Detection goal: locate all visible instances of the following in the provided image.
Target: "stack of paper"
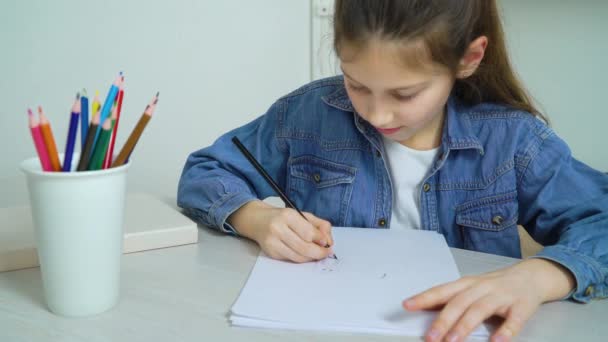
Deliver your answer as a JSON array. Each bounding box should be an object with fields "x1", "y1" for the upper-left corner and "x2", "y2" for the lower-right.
[{"x1": 230, "y1": 228, "x2": 488, "y2": 338}]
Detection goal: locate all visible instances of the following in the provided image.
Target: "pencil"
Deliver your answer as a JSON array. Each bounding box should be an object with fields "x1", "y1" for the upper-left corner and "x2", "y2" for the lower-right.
[
  {"x1": 103, "y1": 75, "x2": 124, "y2": 169},
  {"x1": 77, "y1": 111, "x2": 99, "y2": 171},
  {"x1": 110, "y1": 92, "x2": 158, "y2": 167},
  {"x1": 62, "y1": 93, "x2": 81, "y2": 172},
  {"x1": 93, "y1": 73, "x2": 121, "y2": 150},
  {"x1": 88, "y1": 118, "x2": 113, "y2": 170},
  {"x1": 38, "y1": 106, "x2": 61, "y2": 171},
  {"x1": 231, "y1": 136, "x2": 334, "y2": 251},
  {"x1": 80, "y1": 89, "x2": 89, "y2": 149},
  {"x1": 92, "y1": 90, "x2": 101, "y2": 120},
  {"x1": 27, "y1": 109, "x2": 52, "y2": 171}
]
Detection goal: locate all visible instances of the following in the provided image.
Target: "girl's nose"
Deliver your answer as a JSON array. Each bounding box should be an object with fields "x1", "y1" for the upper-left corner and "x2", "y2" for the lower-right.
[{"x1": 366, "y1": 99, "x2": 393, "y2": 128}]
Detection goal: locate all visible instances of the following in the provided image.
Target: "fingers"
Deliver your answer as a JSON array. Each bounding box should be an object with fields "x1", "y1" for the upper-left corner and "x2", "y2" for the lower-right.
[
  {"x1": 444, "y1": 294, "x2": 509, "y2": 342},
  {"x1": 423, "y1": 283, "x2": 492, "y2": 342},
  {"x1": 491, "y1": 300, "x2": 537, "y2": 342},
  {"x1": 265, "y1": 238, "x2": 313, "y2": 263},
  {"x1": 403, "y1": 276, "x2": 477, "y2": 311},
  {"x1": 281, "y1": 224, "x2": 333, "y2": 260},
  {"x1": 303, "y1": 212, "x2": 334, "y2": 246},
  {"x1": 285, "y1": 210, "x2": 327, "y2": 245}
]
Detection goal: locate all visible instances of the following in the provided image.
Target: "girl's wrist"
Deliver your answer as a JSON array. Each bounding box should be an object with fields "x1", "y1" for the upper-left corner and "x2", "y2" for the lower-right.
[{"x1": 516, "y1": 258, "x2": 576, "y2": 302}]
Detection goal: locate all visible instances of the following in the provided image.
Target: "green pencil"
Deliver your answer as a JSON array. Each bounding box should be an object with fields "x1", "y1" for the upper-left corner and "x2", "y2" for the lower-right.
[{"x1": 88, "y1": 118, "x2": 112, "y2": 170}]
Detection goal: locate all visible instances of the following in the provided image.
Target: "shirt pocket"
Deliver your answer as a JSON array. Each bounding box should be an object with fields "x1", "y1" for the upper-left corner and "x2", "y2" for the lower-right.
[
  {"x1": 455, "y1": 190, "x2": 521, "y2": 257},
  {"x1": 287, "y1": 155, "x2": 356, "y2": 226}
]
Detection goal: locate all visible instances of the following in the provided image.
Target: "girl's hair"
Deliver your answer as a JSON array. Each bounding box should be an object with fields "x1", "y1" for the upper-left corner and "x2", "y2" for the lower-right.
[{"x1": 333, "y1": 0, "x2": 547, "y2": 122}]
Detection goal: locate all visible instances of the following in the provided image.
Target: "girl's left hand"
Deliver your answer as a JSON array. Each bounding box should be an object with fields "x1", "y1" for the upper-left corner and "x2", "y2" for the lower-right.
[{"x1": 402, "y1": 258, "x2": 576, "y2": 342}]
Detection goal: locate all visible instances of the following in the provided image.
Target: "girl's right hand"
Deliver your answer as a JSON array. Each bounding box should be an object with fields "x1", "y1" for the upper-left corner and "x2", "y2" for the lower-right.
[{"x1": 228, "y1": 200, "x2": 334, "y2": 263}]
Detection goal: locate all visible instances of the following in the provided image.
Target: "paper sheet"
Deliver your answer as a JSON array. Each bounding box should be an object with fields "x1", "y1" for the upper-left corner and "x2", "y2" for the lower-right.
[{"x1": 230, "y1": 228, "x2": 489, "y2": 337}]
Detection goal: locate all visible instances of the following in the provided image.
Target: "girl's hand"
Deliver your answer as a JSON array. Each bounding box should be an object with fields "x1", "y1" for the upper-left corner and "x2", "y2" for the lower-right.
[
  {"x1": 228, "y1": 200, "x2": 334, "y2": 263},
  {"x1": 402, "y1": 258, "x2": 576, "y2": 342}
]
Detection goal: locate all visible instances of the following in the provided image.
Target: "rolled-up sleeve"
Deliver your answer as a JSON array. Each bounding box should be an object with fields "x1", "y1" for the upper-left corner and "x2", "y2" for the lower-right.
[{"x1": 517, "y1": 124, "x2": 608, "y2": 302}]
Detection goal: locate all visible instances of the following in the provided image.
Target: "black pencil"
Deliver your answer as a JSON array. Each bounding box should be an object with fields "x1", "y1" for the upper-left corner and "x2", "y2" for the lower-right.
[
  {"x1": 77, "y1": 113, "x2": 99, "y2": 171},
  {"x1": 231, "y1": 136, "x2": 334, "y2": 251}
]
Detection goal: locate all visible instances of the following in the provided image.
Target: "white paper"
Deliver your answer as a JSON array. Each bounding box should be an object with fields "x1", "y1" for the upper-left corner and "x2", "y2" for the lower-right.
[{"x1": 230, "y1": 228, "x2": 489, "y2": 337}]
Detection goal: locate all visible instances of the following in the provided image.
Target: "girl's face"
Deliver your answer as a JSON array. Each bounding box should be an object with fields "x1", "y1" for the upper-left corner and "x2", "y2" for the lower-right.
[{"x1": 340, "y1": 39, "x2": 455, "y2": 150}]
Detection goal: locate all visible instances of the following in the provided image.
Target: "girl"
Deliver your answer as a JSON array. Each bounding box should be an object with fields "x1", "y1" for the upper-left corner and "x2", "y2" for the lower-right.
[{"x1": 178, "y1": 1, "x2": 608, "y2": 341}]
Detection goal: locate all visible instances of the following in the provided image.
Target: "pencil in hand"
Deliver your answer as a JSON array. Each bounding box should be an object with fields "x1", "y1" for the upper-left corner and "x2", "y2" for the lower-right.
[
  {"x1": 231, "y1": 136, "x2": 336, "y2": 255},
  {"x1": 110, "y1": 92, "x2": 158, "y2": 168}
]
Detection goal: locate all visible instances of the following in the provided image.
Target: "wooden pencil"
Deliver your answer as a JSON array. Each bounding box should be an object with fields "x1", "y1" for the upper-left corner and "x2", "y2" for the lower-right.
[
  {"x1": 111, "y1": 92, "x2": 158, "y2": 167},
  {"x1": 77, "y1": 111, "x2": 100, "y2": 171},
  {"x1": 38, "y1": 106, "x2": 61, "y2": 171},
  {"x1": 27, "y1": 108, "x2": 52, "y2": 171}
]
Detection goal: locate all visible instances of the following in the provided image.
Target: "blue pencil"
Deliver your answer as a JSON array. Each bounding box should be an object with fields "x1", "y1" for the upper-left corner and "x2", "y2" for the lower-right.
[
  {"x1": 80, "y1": 89, "x2": 89, "y2": 149},
  {"x1": 62, "y1": 94, "x2": 81, "y2": 172},
  {"x1": 92, "y1": 73, "x2": 121, "y2": 149}
]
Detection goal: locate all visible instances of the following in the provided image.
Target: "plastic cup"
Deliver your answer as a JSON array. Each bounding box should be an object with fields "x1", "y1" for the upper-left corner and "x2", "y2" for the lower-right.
[{"x1": 20, "y1": 153, "x2": 129, "y2": 317}]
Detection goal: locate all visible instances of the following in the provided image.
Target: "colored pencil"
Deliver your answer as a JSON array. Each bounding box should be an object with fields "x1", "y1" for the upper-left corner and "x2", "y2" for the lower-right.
[
  {"x1": 62, "y1": 94, "x2": 81, "y2": 172},
  {"x1": 111, "y1": 92, "x2": 158, "y2": 167},
  {"x1": 92, "y1": 90, "x2": 101, "y2": 120},
  {"x1": 103, "y1": 76, "x2": 125, "y2": 169},
  {"x1": 93, "y1": 73, "x2": 121, "y2": 149},
  {"x1": 37, "y1": 106, "x2": 62, "y2": 171},
  {"x1": 88, "y1": 118, "x2": 113, "y2": 170},
  {"x1": 80, "y1": 89, "x2": 89, "y2": 149},
  {"x1": 77, "y1": 111, "x2": 99, "y2": 171},
  {"x1": 27, "y1": 109, "x2": 52, "y2": 171}
]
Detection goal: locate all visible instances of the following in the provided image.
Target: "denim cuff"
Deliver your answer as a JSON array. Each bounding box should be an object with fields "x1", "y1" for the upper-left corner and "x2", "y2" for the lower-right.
[
  {"x1": 208, "y1": 192, "x2": 258, "y2": 235},
  {"x1": 531, "y1": 245, "x2": 607, "y2": 303}
]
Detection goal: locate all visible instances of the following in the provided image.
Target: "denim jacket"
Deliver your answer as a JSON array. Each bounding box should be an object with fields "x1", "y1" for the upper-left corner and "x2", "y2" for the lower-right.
[{"x1": 178, "y1": 76, "x2": 608, "y2": 303}]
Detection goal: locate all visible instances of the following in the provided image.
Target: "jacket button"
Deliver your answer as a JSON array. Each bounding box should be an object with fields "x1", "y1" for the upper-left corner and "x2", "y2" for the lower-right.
[
  {"x1": 585, "y1": 286, "x2": 594, "y2": 297},
  {"x1": 492, "y1": 215, "x2": 504, "y2": 225},
  {"x1": 423, "y1": 183, "x2": 431, "y2": 192},
  {"x1": 313, "y1": 173, "x2": 321, "y2": 183},
  {"x1": 378, "y1": 218, "x2": 386, "y2": 227}
]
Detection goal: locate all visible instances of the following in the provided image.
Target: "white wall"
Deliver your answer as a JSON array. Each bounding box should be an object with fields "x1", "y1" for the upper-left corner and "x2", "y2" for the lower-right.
[
  {"x1": 311, "y1": 0, "x2": 608, "y2": 173},
  {"x1": 0, "y1": 0, "x2": 311, "y2": 207}
]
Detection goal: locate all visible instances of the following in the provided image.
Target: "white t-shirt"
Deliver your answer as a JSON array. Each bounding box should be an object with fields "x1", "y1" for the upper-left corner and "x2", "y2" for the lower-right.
[{"x1": 382, "y1": 137, "x2": 439, "y2": 230}]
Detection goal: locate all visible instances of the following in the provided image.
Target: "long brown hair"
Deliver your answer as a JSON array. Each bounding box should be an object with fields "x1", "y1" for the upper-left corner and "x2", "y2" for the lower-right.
[{"x1": 333, "y1": 0, "x2": 547, "y2": 122}]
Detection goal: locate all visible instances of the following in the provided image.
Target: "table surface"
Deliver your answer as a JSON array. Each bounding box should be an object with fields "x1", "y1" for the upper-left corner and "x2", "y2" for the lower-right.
[{"x1": 0, "y1": 226, "x2": 606, "y2": 342}]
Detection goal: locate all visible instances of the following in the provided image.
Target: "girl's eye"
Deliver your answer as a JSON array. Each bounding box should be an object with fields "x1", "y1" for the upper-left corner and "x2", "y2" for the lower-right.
[
  {"x1": 347, "y1": 83, "x2": 368, "y2": 93},
  {"x1": 394, "y1": 93, "x2": 417, "y2": 101}
]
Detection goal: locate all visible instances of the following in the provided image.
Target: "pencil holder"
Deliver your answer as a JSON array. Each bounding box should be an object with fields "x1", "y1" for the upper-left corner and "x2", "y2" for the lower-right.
[{"x1": 20, "y1": 153, "x2": 129, "y2": 317}]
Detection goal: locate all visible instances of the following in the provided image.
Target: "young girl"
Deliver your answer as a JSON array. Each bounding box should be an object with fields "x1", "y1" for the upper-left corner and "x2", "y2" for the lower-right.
[{"x1": 178, "y1": 1, "x2": 608, "y2": 341}]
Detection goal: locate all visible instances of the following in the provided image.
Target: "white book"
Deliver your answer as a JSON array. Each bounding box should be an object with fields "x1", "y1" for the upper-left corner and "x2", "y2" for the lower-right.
[
  {"x1": 0, "y1": 193, "x2": 197, "y2": 273},
  {"x1": 230, "y1": 228, "x2": 489, "y2": 338}
]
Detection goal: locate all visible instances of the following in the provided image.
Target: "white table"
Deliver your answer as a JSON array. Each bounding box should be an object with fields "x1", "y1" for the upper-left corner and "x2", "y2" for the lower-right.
[{"x1": 0, "y1": 227, "x2": 606, "y2": 341}]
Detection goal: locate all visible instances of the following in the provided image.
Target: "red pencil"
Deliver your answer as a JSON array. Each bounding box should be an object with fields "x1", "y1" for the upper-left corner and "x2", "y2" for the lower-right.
[{"x1": 27, "y1": 108, "x2": 52, "y2": 171}]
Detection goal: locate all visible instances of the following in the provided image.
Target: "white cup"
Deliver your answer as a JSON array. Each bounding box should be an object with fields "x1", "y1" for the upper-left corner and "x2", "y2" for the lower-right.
[{"x1": 20, "y1": 153, "x2": 129, "y2": 317}]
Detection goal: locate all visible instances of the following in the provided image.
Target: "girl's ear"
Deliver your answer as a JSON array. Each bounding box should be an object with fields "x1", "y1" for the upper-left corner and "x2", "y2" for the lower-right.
[{"x1": 457, "y1": 36, "x2": 488, "y2": 79}]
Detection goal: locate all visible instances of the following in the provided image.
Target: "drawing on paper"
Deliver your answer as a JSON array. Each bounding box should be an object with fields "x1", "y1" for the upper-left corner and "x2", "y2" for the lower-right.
[{"x1": 316, "y1": 256, "x2": 341, "y2": 273}]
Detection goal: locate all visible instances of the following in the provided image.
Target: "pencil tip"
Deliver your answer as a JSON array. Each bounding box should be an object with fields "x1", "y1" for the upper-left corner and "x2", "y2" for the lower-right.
[
  {"x1": 76, "y1": 92, "x2": 80, "y2": 100},
  {"x1": 37, "y1": 105, "x2": 42, "y2": 114},
  {"x1": 82, "y1": 88, "x2": 87, "y2": 96},
  {"x1": 27, "y1": 108, "x2": 33, "y2": 116}
]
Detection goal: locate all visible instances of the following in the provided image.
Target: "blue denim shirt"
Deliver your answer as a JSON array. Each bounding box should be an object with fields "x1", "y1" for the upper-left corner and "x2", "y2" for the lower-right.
[{"x1": 178, "y1": 76, "x2": 608, "y2": 303}]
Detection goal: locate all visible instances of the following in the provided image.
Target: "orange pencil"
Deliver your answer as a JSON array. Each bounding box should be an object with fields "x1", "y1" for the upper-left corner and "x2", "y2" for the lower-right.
[
  {"x1": 38, "y1": 106, "x2": 61, "y2": 171},
  {"x1": 111, "y1": 92, "x2": 158, "y2": 167}
]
